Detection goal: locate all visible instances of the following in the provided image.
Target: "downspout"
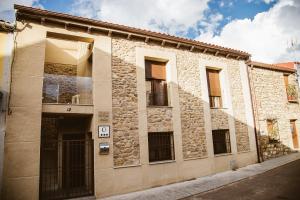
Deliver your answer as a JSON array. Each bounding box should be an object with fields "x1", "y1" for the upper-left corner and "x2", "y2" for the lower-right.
[{"x1": 246, "y1": 60, "x2": 263, "y2": 163}]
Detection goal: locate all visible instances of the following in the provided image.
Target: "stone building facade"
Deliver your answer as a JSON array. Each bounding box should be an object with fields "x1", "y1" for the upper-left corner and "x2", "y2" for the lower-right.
[
  {"x1": 248, "y1": 61, "x2": 300, "y2": 160},
  {"x1": 1, "y1": 4, "x2": 298, "y2": 200}
]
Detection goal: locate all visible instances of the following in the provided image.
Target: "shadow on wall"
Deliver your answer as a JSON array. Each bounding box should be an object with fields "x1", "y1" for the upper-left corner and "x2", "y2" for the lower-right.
[
  {"x1": 109, "y1": 36, "x2": 254, "y2": 168},
  {"x1": 260, "y1": 136, "x2": 296, "y2": 160}
]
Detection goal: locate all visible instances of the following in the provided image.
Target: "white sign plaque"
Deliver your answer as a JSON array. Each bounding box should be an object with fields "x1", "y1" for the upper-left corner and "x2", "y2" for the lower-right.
[{"x1": 98, "y1": 125, "x2": 110, "y2": 138}]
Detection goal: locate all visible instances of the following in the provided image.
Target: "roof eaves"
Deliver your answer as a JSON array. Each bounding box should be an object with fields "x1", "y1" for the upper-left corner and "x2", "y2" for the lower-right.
[
  {"x1": 14, "y1": 4, "x2": 251, "y2": 59},
  {"x1": 249, "y1": 61, "x2": 296, "y2": 73}
]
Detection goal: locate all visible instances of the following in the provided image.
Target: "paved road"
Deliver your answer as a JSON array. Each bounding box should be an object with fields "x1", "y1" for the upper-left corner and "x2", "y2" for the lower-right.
[{"x1": 182, "y1": 159, "x2": 300, "y2": 200}]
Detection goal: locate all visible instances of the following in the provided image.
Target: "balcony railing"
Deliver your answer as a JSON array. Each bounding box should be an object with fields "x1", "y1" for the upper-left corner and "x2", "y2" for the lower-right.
[
  {"x1": 43, "y1": 73, "x2": 92, "y2": 105},
  {"x1": 286, "y1": 84, "x2": 298, "y2": 102}
]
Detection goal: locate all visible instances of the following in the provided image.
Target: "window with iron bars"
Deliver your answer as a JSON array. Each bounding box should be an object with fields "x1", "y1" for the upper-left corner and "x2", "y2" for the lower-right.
[
  {"x1": 212, "y1": 129, "x2": 231, "y2": 154},
  {"x1": 148, "y1": 132, "x2": 175, "y2": 162}
]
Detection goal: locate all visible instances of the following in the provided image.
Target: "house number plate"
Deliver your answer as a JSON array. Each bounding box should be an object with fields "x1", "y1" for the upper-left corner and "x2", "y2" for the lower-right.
[{"x1": 98, "y1": 125, "x2": 110, "y2": 138}]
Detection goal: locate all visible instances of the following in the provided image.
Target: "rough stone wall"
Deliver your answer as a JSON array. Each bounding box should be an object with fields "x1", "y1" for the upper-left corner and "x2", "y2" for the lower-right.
[
  {"x1": 227, "y1": 63, "x2": 250, "y2": 152},
  {"x1": 176, "y1": 51, "x2": 207, "y2": 159},
  {"x1": 249, "y1": 67, "x2": 300, "y2": 159},
  {"x1": 260, "y1": 136, "x2": 292, "y2": 160},
  {"x1": 196, "y1": 55, "x2": 251, "y2": 153},
  {"x1": 111, "y1": 37, "x2": 252, "y2": 163},
  {"x1": 210, "y1": 109, "x2": 229, "y2": 130},
  {"x1": 147, "y1": 107, "x2": 173, "y2": 132},
  {"x1": 111, "y1": 38, "x2": 209, "y2": 161},
  {"x1": 44, "y1": 62, "x2": 77, "y2": 76},
  {"x1": 112, "y1": 38, "x2": 140, "y2": 167}
]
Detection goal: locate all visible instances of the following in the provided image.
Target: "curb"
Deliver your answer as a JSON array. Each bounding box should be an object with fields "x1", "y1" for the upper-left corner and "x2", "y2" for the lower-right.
[{"x1": 100, "y1": 152, "x2": 300, "y2": 200}]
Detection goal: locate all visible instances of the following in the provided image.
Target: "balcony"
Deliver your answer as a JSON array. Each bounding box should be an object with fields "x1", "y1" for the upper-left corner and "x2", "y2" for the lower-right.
[
  {"x1": 43, "y1": 73, "x2": 92, "y2": 105},
  {"x1": 286, "y1": 84, "x2": 298, "y2": 103}
]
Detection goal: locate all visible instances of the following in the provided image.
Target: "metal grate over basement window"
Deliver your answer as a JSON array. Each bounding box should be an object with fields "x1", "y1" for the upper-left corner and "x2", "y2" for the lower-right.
[
  {"x1": 212, "y1": 129, "x2": 231, "y2": 155},
  {"x1": 148, "y1": 132, "x2": 175, "y2": 162}
]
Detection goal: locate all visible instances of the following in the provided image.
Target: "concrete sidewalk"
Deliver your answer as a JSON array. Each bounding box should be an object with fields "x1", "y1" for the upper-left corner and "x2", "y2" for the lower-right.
[{"x1": 100, "y1": 153, "x2": 300, "y2": 200}]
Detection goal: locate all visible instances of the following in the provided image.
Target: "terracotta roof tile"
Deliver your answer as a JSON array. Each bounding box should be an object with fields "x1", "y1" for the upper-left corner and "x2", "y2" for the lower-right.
[
  {"x1": 249, "y1": 61, "x2": 296, "y2": 73},
  {"x1": 275, "y1": 62, "x2": 298, "y2": 69}
]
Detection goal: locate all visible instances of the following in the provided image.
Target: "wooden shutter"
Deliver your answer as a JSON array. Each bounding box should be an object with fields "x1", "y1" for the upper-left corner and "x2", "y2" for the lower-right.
[
  {"x1": 145, "y1": 60, "x2": 166, "y2": 80},
  {"x1": 284, "y1": 75, "x2": 289, "y2": 89},
  {"x1": 206, "y1": 69, "x2": 221, "y2": 96}
]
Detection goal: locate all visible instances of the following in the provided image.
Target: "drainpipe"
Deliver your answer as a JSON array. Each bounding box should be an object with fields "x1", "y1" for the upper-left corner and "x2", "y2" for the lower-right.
[{"x1": 246, "y1": 60, "x2": 263, "y2": 163}]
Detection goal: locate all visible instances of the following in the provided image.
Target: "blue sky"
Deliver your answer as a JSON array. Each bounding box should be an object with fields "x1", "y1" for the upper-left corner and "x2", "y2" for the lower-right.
[
  {"x1": 206, "y1": 0, "x2": 277, "y2": 33},
  {"x1": 0, "y1": 0, "x2": 299, "y2": 63}
]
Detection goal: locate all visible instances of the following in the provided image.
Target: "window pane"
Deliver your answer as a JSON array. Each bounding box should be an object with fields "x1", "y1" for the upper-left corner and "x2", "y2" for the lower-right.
[
  {"x1": 148, "y1": 132, "x2": 174, "y2": 162},
  {"x1": 145, "y1": 60, "x2": 168, "y2": 106},
  {"x1": 210, "y1": 96, "x2": 222, "y2": 108},
  {"x1": 43, "y1": 38, "x2": 93, "y2": 105},
  {"x1": 206, "y1": 69, "x2": 222, "y2": 108},
  {"x1": 152, "y1": 80, "x2": 168, "y2": 106},
  {"x1": 212, "y1": 130, "x2": 231, "y2": 154}
]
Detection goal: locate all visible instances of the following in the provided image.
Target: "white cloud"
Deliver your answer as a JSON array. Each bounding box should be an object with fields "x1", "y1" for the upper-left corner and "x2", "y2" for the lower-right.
[
  {"x1": 247, "y1": 0, "x2": 276, "y2": 4},
  {"x1": 220, "y1": 1, "x2": 225, "y2": 7},
  {"x1": 196, "y1": 0, "x2": 300, "y2": 63},
  {"x1": 198, "y1": 12, "x2": 223, "y2": 39},
  {"x1": 0, "y1": 0, "x2": 42, "y2": 22},
  {"x1": 70, "y1": 0, "x2": 210, "y2": 35},
  {"x1": 263, "y1": 0, "x2": 276, "y2": 4}
]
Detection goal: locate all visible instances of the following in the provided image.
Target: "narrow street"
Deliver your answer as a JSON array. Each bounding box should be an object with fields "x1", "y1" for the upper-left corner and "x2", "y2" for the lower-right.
[{"x1": 183, "y1": 159, "x2": 300, "y2": 200}]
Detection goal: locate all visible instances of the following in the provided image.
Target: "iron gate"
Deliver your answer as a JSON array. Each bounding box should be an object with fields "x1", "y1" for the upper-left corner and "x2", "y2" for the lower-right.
[{"x1": 39, "y1": 134, "x2": 94, "y2": 200}]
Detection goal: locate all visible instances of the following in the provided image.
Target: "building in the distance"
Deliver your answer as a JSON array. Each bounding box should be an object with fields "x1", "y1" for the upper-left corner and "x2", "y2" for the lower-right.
[
  {"x1": 248, "y1": 61, "x2": 300, "y2": 161},
  {"x1": 276, "y1": 62, "x2": 300, "y2": 87}
]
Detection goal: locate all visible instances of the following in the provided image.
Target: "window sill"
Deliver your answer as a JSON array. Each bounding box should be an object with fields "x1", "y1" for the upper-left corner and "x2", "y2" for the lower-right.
[
  {"x1": 214, "y1": 153, "x2": 232, "y2": 157},
  {"x1": 183, "y1": 155, "x2": 208, "y2": 161},
  {"x1": 147, "y1": 106, "x2": 173, "y2": 108},
  {"x1": 43, "y1": 103, "x2": 94, "y2": 106},
  {"x1": 149, "y1": 160, "x2": 176, "y2": 165},
  {"x1": 113, "y1": 164, "x2": 142, "y2": 169},
  {"x1": 210, "y1": 107, "x2": 228, "y2": 110},
  {"x1": 288, "y1": 100, "x2": 298, "y2": 104}
]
